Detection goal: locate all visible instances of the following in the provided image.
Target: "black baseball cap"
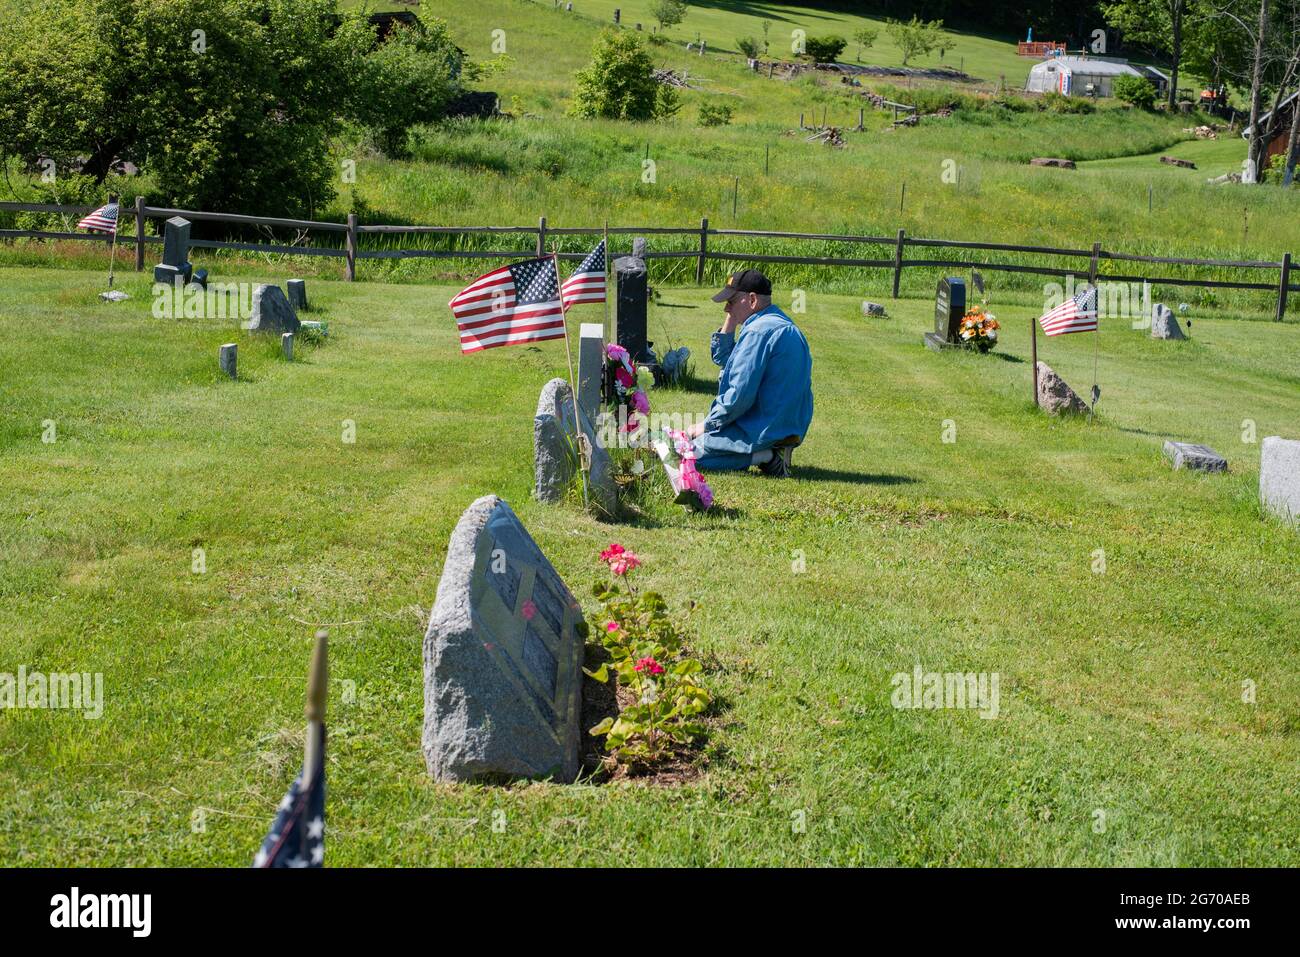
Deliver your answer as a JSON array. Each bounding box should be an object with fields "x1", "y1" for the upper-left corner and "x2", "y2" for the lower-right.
[{"x1": 711, "y1": 269, "x2": 772, "y2": 302}]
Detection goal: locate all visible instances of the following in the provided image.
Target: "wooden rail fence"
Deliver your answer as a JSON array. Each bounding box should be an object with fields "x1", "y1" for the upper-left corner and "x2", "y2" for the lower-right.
[{"x1": 1, "y1": 199, "x2": 1295, "y2": 321}]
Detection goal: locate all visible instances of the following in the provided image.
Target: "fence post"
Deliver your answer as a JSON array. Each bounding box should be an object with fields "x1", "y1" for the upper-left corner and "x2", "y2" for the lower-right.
[
  {"x1": 134, "y1": 195, "x2": 145, "y2": 272},
  {"x1": 1277, "y1": 252, "x2": 1291, "y2": 321},
  {"x1": 536, "y1": 216, "x2": 547, "y2": 257},
  {"x1": 346, "y1": 213, "x2": 357, "y2": 282},
  {"x1": 696, "y1": 217, "x2": 709, "y2": 285},
  {"x1": 1089, "y1": 241, "x2": 1101, "y2": 285},
  {"x1": 892, "y1": 228, "x2": 906, "y2": 298}
]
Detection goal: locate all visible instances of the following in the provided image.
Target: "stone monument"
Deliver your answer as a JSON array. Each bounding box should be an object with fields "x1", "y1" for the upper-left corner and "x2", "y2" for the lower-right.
[
  {"x1": 422, "y1": 495, "x2": 586, "y2": 782},
  {"x1": 924, "y1": 276, "x2": 965, "y2": 351}
]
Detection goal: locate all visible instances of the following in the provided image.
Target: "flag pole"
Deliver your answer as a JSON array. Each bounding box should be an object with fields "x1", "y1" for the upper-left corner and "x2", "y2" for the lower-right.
[
  {"x1": 1030, "y1": 311, "x2": 1039, "y2": 409},
  {"x1": 552, "y1": 249, "x2": 591, "y2": 511},
  {"x1": 602, "y1": 220, "x2": 612, "y2": 349},
  {"x1": 106, "y1": 192, "x2": 121, "y2": 289},
  {"x1": 303, "y1": 629, "x2": 328, "y2": 786}
]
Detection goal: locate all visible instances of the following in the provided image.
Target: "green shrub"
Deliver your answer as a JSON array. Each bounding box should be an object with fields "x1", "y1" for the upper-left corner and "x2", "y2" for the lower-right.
[
  {"x1": 736, "y1": 36, "x2": 760, "y2": 59},
  {"x1": 1041, "y1": 91, "x2": 1096, "y2": 114},
  {"x1": 650, "y1": 0, "x2": 688, "y2": 32},
  {"x1": 571, "y1": 30, "x2": 676, "y2": 122},
  {"x1": 698, "y1": 102, "x2": 734, "y2": 127},
  {"x1": 1113, "y1": 74, "x2": 1156, "y2": 110},
  {"x1": 803, "y1": 35, "x2": 847, "y2": 64}
]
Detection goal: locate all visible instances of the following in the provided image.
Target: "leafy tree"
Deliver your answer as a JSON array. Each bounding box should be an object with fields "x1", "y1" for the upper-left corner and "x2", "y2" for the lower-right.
[
  {"x1": 853, "y1": 26, "x2": 880, "y2": 61},
  {"x1": 1114, "y1": 73, "x2": 1158, "y2": 107},
  {"x1": 571, "y1": 29, "x2": 677, "y2": 122},
  {"x1": 737, "y1": 36, "x2": 760, "y2": 59},
  {"x1": 650, "y1": 0, "x2": 688, "y2": 32},
  {"x1": 803, "y1": 35, "x2": 848, "y2": 63},
  {"x1": 1102, "y1": 0, "x2": 1192, "y2": 108},
  {"x1": 0, "y1": 0, "x2": 464, "y2": 217},
  {"x1": 885, "y1": 16, "x2": 945, "y2": 66},
  {"x1": 349, "y1": 21, "x2": 465, "y2": 158}
]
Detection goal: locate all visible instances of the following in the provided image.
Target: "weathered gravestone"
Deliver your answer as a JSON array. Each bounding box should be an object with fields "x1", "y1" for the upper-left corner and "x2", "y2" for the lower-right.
[
  {"x1": 422, "y1": 494, "x2": 586, "y2": 782},
  {"x1": 1151, "y1": 303, "x2": 1187, "y2": 340},
  {"x1": 577, "y1": 323, "x2": 605, "y2": 424},
  {"x1": 154, "y1": 216, "x2": 194, "y2": 286},
  {"x1": 219, "y1": 343, "x2": 237, "y2": 380},
  {"x1": 1163, "y1": 440, "x2": 1227, "y2": 472},
  {"x1": 281, "y1": 332, "x2": 294, "y2": 361},
  {"x1": 614, "y1": 238, "x2": 652, "y2": 363},
  {"x1": 286, "y1": 279, "x2": 308, "y2": 311},
  {"x1": 862, "y1": 301, "x2": 887, "y2": 318},
  {"x1": 534, "y1": 377, "x2": 617, "y2": 515},
  {"x1": 661, "y1": 346, "x2": 691, "y2": 384},
  {"x1": 246, "y1": 284, "x2": 300, "y2": 334},
  {"x1": 924, "y1": 276, "x2": 965, "y2": 351},
  {"x1": 1035, "y1": 361, "x2": 1088, "y2": 414},
  {"x1": 1260, "y1": 435, "x2": 1300, "y2": 525}
]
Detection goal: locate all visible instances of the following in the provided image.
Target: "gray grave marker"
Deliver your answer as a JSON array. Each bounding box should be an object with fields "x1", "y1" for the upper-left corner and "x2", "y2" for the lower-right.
[
  {"x1": 281, "y1": 332, "x2": 294, "y2": 361},
  {"x1": 422, "y1": 494, "x2": 586, "y2": 782},
  {"x1": 1260, "y1": 435, "x2": 1300, "y2": 525},
  {"x1": 534, "y1": 377, "x2": 617, "y2": 515},
  {"x1": 219, "y1": 343, "x2": 237, "y2": 379},
  {"x1": 1163, "y1": 440, "x2": 1226, "y2": 472},
  {"x1": 287, "y1": 279, "x2": 308, "y2": 310},
  {"x1": 154, "y1": 216, "x2": 194, "y2": 285},
  {"x1": 577, "y1": 323, "x2": 605, "y2": 424},
  {"x1": 247, "y1": 284, "x2": 300, "y2": 334}
]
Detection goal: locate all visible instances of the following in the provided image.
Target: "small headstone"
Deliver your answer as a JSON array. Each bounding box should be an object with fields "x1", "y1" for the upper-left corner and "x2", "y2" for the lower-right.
[
  {"x1": 153, "y1": 216, "x2": 194, "y2": 285},
  {"x1": 1163, "y1": 440, "x2": 1227, "y2": 472},
  {"x1": 1260, "y1": 435, "x2": 1300, "y2": 525},
  {"x1": 1160, "y1": 155, "x2": 1196, "y2": 169},
  {"x1": 99, "y1": 290, "x2": 129, "y2": 302},
  {"x1": 300, "y1": 320, "x2": 328, "y2": 337},
  {"x1": 219, "y1": 343, "x2": 237, "y2": 379},
  {"x1": 281, "y1": 332, "x2": 294, "y2": 361},
  {"x1": 190, "y1": 268, "x2": 208, "y2": 290},
  {"x1": 422, "y1": 494, "x2": 586, "y2": 783},
  {"x1": 1035, "y1": 361, "x2": 1088, "y2": 414},
  {"x1": 246, "y1": 284, "x2": 300, "y2": 334},
  {"x1": 534, "y1": 377, "x2": 617, "y2": 515},
  {"x1": 862, "y1": 301, "x2": 887, "y2": 318},
  {"x1": 287, "y1": 278, "x2": 308, "y2": 310},
  {"x1": 577, "y1": 323, "x2": 605, "y2": 423},
  {"x1": 661, "y1": 346, "x2": 690, "y2": 383},
  {"x1": 1030, "y1": 157, "x2": 1076, "y2": 169},
  {"x1": 1150, "y1": 303, "x2": 1187, "y2": 340},
  {"x1": 924, "y1": 276, "x2": 965, "y2": 350},
  {"x1": 613, "y1": 8, "x2": 619, "y2": 23}
]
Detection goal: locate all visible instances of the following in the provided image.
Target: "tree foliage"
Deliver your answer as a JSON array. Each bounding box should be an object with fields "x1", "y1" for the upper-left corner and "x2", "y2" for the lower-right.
[
  {"x1": 802, "y1": 35, "x2": 848, "y2": 63},
  {"x1": 650, "y1": 0, "x2": 688, "y2": 32},
  {"x1": 1114, "y1": 73, "x2": 1158, "y2": 107},
  {"x1": 885, "y1": 16, "x2": 945, "y2": 66},
  {"x1": 570, "y1": 30, "x2": 678, "y2": 122},
  {"x1": 0, "y1": 0, "x2": 465, "y2": 217}
]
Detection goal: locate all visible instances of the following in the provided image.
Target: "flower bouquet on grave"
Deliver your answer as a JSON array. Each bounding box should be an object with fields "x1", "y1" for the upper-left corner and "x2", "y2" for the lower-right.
[
  {"x1": 957, "y1": 305, "x2": 1000, "y2": 352},
  {"x1": 605, "y1": 343, "x2": 655, "y2": 477},
  {"x1": 650, "y1": 429, "x2": 714, "y2": 511}
]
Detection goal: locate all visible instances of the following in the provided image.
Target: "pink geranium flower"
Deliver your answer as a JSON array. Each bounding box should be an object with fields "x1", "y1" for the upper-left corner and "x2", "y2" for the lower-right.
[
  {"x1": 608, "y1": 552, "x2": 641, "y2": 576},
  {"x1": 634, "y1": 656, "x2": 665, "y2": 675},
  {"x1": 605, "y1": 621, "x2": 619, "y2": 633},
  {"x1": 599, "y1": 543, "x2": 625, "y2": 562}
]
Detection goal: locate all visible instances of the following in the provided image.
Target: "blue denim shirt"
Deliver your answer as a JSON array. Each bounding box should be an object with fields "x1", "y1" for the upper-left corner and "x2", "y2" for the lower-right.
[{"x1": 702, "y1": 304, "x2": 813, "y2": 453}]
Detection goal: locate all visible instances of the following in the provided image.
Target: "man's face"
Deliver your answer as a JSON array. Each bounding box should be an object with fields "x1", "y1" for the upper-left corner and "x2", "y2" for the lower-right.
[{"x1": 723, "y1": 291, "x2": 760, "y2": 324}]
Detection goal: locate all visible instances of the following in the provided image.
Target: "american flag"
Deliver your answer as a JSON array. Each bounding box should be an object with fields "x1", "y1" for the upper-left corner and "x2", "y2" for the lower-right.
[
  {"x1": 1038, "y1": 284, "x2": 1097, "y2": 336},
  {"x1": 449, "y1": 256, "x2": 566, "y2": 354},
  {"x1": 560, "y1": 239, "x2": 607, "y2": 308},
  {"x1": 77, "y1": 202, "x2": 119, "y2": 235},
  {"x1": 253, "y1": 736, "x2": 325, "y2": 868}
]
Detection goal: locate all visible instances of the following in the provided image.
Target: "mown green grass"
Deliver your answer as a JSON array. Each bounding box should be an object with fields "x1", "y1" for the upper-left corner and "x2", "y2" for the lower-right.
[{"x1": 0, "y1": 266, "x2": 1296, "y2": 866}]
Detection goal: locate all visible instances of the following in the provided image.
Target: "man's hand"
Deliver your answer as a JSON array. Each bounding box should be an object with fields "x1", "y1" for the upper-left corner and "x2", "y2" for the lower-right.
[
  {"x1": 720, "y1": 314, "x2": 740, "y2": 336},
  {"x1": 685, "y1": 420, "x2": 707, "y2": 439}
]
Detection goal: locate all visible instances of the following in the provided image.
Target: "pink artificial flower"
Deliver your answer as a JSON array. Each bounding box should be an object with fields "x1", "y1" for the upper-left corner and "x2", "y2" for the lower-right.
[
  {"x1": 680, "y1": 459, "x2": 714, "y2": 510},
  {"x1": 605, "y1": 621, "x2": 619, "y2": 633},
  {"x1": 634, "y1": 656, "x2": 665, "y2": 675},
  {"x1": 605, "y1": 343, "x2": 630, "y2": 364},
  {"x1": 667, "y1": 428, "x2": 696, "y2": 458},
  {"x1": 614, "y1": 367, "x2": 635, "y2": 389},
  {"x1": 630, "y1": 389, "x2": 650, "y2": 415}
]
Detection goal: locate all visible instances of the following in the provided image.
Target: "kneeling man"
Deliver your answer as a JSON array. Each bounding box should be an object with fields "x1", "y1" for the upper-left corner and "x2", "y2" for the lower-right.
[{"x1": 684, "y1": 269, "x2": 813, "y2": 477}]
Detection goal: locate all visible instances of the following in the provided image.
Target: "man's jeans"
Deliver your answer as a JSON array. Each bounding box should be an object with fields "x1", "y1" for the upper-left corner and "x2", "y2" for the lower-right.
[{"x1": 692, "y1": 431, "x2": 758, "y2": 471}]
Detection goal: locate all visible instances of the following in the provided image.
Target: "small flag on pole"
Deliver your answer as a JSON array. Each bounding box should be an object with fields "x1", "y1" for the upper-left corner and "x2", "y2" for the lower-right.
[
  {"x1": 1038, "y1": 284, "x2": 1097, "y2": 336},
  {"x1": 560, "y1": 239, "x2": 607, "y2": 308},
  {"x1": 449, "y1": 257, "x2": 566, "y2": 354},
  {"x1": 252, "y1": 738, "x2": 325, "y2": 868},
  {"x1": 78, "y1": 202, "x2": 119, "y2": 235}
]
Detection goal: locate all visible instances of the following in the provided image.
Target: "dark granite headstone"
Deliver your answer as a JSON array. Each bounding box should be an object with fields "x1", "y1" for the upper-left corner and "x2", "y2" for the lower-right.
[
  {"x1": 614, "y1": 240, "x2": 651, "y2": 363},
  {"x1": 924, "y1": 276, "x2": 965, "y2": 351},
  {"x1": 154, "y1": 216, "x2": 194, "y2": 285}
]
